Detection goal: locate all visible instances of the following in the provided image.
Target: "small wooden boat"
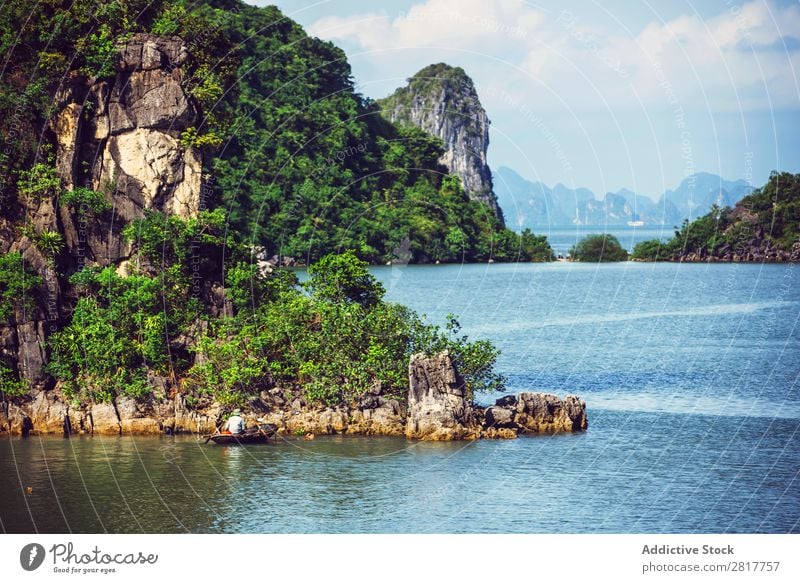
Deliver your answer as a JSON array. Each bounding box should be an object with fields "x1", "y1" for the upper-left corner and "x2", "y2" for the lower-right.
[{"x1": 204, "y1": 423, "x2": 278, "y2": 445}]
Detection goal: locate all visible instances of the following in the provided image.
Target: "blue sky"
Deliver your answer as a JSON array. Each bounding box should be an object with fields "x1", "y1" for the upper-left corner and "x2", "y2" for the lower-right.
[{"x1": 253, "y1": 0, "x2": 800, "y2": 199}]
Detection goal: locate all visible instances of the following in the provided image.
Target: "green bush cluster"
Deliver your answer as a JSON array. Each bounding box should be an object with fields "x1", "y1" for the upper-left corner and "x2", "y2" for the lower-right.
[
  {"x1": 47, "y1": 214, "x2": 503, "y2": 407},
  {"x1": 0, "y1": 251, "x2": 42, "y2": 322},
  {"x1": 17, "y1": 162, "x2": 61, "y2": 203},
  {"x1": 0, "y1": 361, "x2": 27, "y2": 398},
  {"x1": 570, "y1": 234, "x2": 629, "y2": 262},
  {"x1": 47, "y1": 265, "x2": 199, "y2": 402},
  {"x1": 60, "y1": 187, "x2": 112, "y2": 216},
  {"x1": 188, "y1": 250, "x2": 503, "y2": 407}
]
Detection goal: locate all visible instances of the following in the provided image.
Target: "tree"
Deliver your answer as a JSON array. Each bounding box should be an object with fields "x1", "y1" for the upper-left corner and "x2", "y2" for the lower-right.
[
  {"x1": 631, "y1": 239, "x2": 671, "y2": 261},
  {"x1": 306, "y1": 250, "x2": 385, "y2": 307},
  {"x1": 0, "y1": 252, "x2": 42, "y2": 322},
  {"x1": 570, "y1": 234, "x2": 629, "y2": 262}
]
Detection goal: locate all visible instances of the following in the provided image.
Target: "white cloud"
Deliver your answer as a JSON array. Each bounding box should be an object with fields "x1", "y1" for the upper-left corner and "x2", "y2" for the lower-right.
[
  {"x1": 308, "y1": 0, "x2": 543, "y2": 54},
  {"x1": 308, "y1": 0, "x2": 800, "y2": 112},
  {"x1": 620, "y1": 1, "x2": 800, "y2": 110}
]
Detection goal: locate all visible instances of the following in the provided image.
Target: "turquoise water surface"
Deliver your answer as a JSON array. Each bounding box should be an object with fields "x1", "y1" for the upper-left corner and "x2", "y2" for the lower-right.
[{"x1": 1, "y1": 262, "x2": 798, "y2": 533}]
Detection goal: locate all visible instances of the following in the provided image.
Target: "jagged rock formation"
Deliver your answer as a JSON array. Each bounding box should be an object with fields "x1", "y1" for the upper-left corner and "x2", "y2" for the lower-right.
[
  {"x1": 0, "y1": 390, "x2": 220, "y2": 436},
  {"x1": 0, "y1": 350, "x2": 587, "y2": 439},
  {"x1": 379, "y1": 63, "x2": 503, "y2": 222},
  {"x1": 1, "y1": 33, "x2": 202, "y2": 389},
  {"x1": 404, "y1": 351, "x2": 586, "y2": 440},
  {"x1": 405, "y1": 351, "x2": 481, "y2": 440},
  {"x1": 54, "y1": 33, "x2": 201, "y2": 234}
]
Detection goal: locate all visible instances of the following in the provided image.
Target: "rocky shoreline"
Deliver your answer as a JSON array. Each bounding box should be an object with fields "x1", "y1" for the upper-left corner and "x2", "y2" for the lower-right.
[
  {"x1": 0, "y1": 352, "x2": 587, "y2": 441},
  {"x1": 658, "y1": 241, "x2": 799, "y2": 263}
]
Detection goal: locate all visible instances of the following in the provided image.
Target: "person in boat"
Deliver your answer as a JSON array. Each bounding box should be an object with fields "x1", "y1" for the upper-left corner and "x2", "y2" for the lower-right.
[{"x1": 224, "y1": 409, "x2": 245, "y2": 435}]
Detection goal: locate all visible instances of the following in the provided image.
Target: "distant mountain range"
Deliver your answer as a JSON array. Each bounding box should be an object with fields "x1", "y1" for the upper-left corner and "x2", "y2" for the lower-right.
[{"x1": 494, "y1": 167, "x2": 754, "y2": 228}]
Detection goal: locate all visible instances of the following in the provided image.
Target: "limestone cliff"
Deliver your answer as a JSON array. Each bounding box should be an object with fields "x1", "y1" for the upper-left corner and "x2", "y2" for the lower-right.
[
  {"x1": 53, "y1": 33, "x2": 202, "y2": 232},
  {"x1": 0, "y1": 33, "x2": 202, "y2": 389},
  {"x1": 379, "y1": 63, "x2": 503, "y2": 222}
]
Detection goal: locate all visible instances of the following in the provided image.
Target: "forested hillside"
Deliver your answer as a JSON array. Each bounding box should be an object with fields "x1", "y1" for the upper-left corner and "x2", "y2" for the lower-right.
[{"x1": 0, "y1": 0, "x2": 550, "y2": 264}]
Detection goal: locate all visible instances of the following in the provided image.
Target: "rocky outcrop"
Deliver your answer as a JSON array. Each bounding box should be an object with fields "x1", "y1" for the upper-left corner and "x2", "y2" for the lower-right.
[
  {"x1": 379, "y1": 63, "x2": 503, "y2": 222},
  {"x1": 514, "y1": 392, "x2": 587, "y2": 432},
  {"x1": 1, "y1": 34, "x2": 204, "y2": 390},
  {"x1": 404, "y1": 352, "x2": 586, "y2": 440},
  {"x1": 0, "y1": 352, "x2": 587, "y2": 440},
  {"x1": 405, "y1": 351, "x2": 481, "y2": 440},
  {"x1": 53, "y1": 33, "x2": 201, "y2": 234},
  {"x1": 671, "y1": 239, "x2": 800, "y2": 263}
]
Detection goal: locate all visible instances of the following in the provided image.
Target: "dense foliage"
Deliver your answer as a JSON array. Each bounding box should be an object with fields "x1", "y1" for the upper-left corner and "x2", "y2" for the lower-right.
[
  {"x1": 47, "y1": 267, "x2": 195, "y2": 401},
  {"x1": 45, "y1": 217, "x2": 503, "y2": 405},
  {"x1": 188, "y1": 250, "x2": 502, "y2": 407},
  {"x1": 0, "y1": 252, "x2": 42, "y2": 322},
  {"x1": 570, "y1": 234, "x2": 629, "y2": 262},
  {"x1": 631, "y1": 172, "x2": 800, "y2": 260},
  {"x1": 0, "y1": 0, "x2": 549, "y2": 264}
]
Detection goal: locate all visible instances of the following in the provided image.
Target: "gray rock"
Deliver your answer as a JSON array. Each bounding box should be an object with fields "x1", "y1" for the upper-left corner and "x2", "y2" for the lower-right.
[
  {"x1": 108, "y1": 68, "x2": 195, "y2": 133},
  {"x1": 515, "y1": 392, "x2": 587, "y2": 433},
  {"x1": 117, "y1": 34, "x2": 189, "y2": 72},
  {"x1": 406, "y1": 351, "x2": 479, "y2": 440},
  {"x1": 90, "y1": 402, "x2": 121, "y2": 435},
  {"x1": 484, "y1": 406, "x2": 515, "y2": 428},
  {"x1": 15, "y1": 321, "x2": 48, "y2": 386},
  {"x1": 379, "y1": 64, "x2": 503, "y2": 221}
]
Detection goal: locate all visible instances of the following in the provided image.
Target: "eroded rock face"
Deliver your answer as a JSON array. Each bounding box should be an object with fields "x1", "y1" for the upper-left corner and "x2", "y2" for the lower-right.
[
  {"x1": 0, "y1": 401, "x2": 33, "y2": 435},
  {"x1": 98, "y1": 129, "x2": 201, "y2": 221},
  {"x1": 0, "y1": 349, "x2": 587, "y2": 438},
  {"x1": 406, "y1": 351, "x2": 479, "y2": 440},
  {"x1": 379, "y1": 63, "x2": 502, "y2": 222},
  {"x1": 90, "y1": 402, "x2": 121, "y2": 435},
  {"x1": 348, "y1": 396, "x2": 406, "y2": 436},
  {"x1": 514, "y1": 392, "x2": 587, "y2": 433},
  {"x1": 50, "y1": 32, "x2": 201, "y2": 257},
  {"x1": 1, "y1": 33, "x2": 204, "y2": 390}
]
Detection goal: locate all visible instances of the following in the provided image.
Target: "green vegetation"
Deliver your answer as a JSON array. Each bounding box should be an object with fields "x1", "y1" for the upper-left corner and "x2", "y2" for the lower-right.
[
  {"x1": 204, "y1": 8, "x2": 544, "y2": 263},
  {"x1": 33, "y1": 231, "x2": 65, "y2": 262},
  {"x1": 631, "y1": 172, "x2": 800, "y2": 260},
  {"x1": 570, "y1": 234, "x2": 629, "y2": 262},
  {"x1": 629, "y1": 239, "x2": 670, "y2": 261},
  {"x1": 47, "y1": 221, "x2": 502, "y2": 406},
  {"x1": 0, "y1": 361, "x2": 27, "y2": 397},
  {"x1": 17, "y1": 162, "x2": 61, "y2": 203},
  {"x1": 47, "y1": 267, "x2": 190, "y2": 402},
  {"x1": 188, "y1": 249, "x2": 502, "y2": 407},
  {"x1": 0, "y1": 252, "x2": 42, "y2": 321},
  {"x1": 60, "y1": 187, "x2": 111, "y2": 216},
  {"x1": 46, "y1": 209, "x2": 237, "y2": 402}
]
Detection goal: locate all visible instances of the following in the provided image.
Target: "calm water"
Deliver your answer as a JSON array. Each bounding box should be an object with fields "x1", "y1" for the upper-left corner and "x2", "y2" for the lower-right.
[{"x1": 1, "y1": 262, "x2": 798, "y2": 533}]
